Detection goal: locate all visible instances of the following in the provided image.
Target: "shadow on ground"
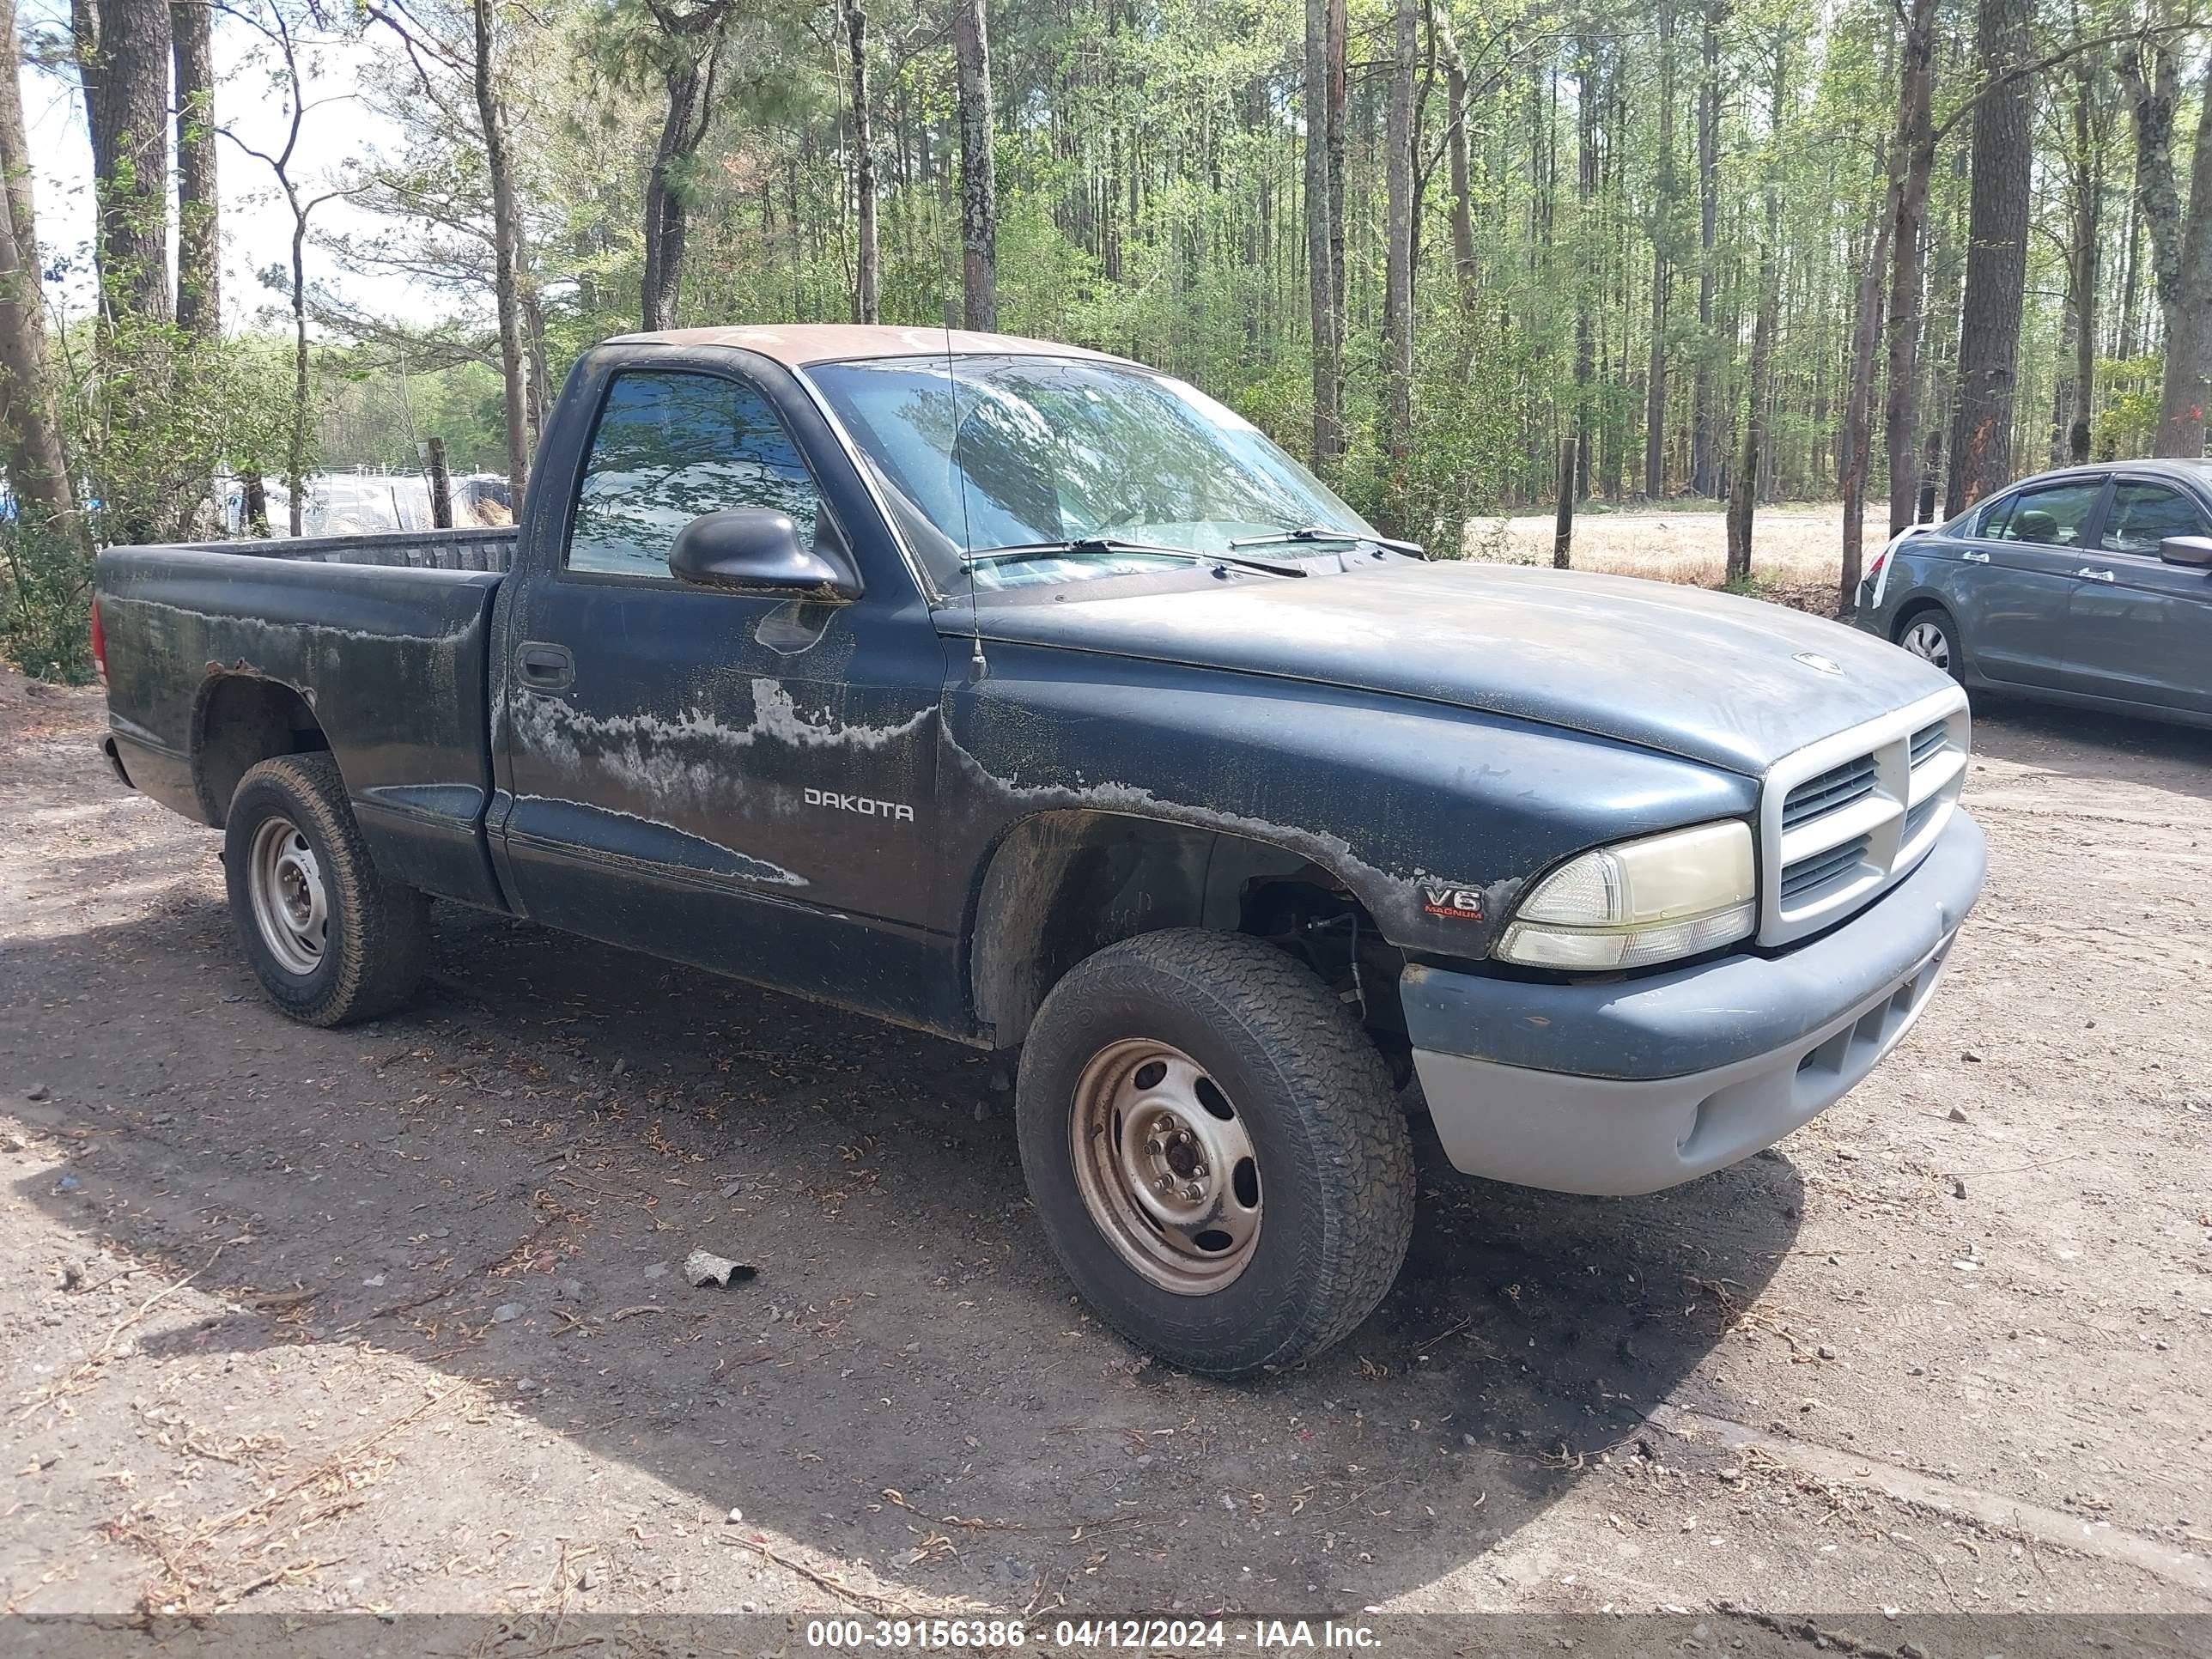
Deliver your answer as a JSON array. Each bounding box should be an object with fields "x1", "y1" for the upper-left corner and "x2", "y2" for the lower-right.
[
  {"x1": 7, "y1": 890, "x2": 1802, "y2": 1612},
  {"x1": 1968, "y1": 692, "x2": 2212, "y2": 794}
]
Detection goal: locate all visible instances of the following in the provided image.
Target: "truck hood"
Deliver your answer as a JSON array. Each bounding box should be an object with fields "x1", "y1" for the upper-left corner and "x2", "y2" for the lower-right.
[{"x1": 967, "y1": 561, "x2": 1953, "y2": 776}]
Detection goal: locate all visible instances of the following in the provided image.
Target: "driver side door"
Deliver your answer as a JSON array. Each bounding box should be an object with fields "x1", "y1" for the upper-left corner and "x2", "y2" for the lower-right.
[
  {"x1": 2063, "y1": 476, "x2": 2212, "y2": 717},
  {"x1": 496, "y1": 356, "x2": 951, "y2": 1021}
]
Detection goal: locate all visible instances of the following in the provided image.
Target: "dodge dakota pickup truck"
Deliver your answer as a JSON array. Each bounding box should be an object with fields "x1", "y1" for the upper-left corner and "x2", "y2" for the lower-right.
[{"x1": 94, "y1": 325, "x2": 1986, "y2": 1376}]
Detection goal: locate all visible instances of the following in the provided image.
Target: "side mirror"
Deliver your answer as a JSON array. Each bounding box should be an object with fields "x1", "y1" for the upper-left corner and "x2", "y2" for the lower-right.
[
  {"x1": 2158, "y1": 534, "x2": 2212, "y2": 568},
  {"x1": 668, "y1": 509, "x2": 860, "y2": 599}
]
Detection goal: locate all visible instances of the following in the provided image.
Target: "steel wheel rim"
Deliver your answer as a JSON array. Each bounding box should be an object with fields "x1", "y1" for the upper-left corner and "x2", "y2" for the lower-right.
[
  {"x1": 1902, "y1": 619, "x2": 1951, "y2": 670},
  {"x1": 1069, "y1": 1038, "x2": 1262, "y2": 1295},
  {"x1": 248, "y1": 816, "x2": 328, "y2": 977}
]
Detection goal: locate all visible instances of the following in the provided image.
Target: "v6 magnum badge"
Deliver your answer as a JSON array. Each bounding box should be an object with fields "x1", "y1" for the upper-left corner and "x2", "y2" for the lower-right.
[{"x1": 1420, "y1": 883, "x2": 1485, "y2": 921}]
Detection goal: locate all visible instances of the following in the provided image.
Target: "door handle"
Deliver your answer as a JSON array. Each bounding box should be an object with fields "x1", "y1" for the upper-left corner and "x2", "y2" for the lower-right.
[
  {"x1": 1962, "y1": 550, "x2": 1990, "y2": 563},
  {"x1": 2075, "y1": 567, "x2": 2116, "y2": 582},
  {"x1": 516, "y1": 641, "x2": 574, "y2": 690}
]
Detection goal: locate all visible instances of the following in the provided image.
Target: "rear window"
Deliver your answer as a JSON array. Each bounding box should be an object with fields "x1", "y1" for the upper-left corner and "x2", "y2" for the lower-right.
[{"x1": 1982, "y1": 479, "x2": 2102, "y2": 547}]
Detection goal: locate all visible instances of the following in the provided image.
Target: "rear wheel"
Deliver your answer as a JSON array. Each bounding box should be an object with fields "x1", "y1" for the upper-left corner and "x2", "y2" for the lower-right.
[
  {"x1": 1016, "y1": 929, "x2": 1415, "y2": 1376},
  {"x1": 224, "y1": 753, "x2": 429, "y2": 1026},
  {"x1": 1896, "y1": 605, "x2": 1962, "y2": 681}
]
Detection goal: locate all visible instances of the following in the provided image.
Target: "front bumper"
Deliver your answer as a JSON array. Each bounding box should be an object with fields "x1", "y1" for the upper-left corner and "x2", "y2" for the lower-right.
[{"x1": 1403, "y1": 810, "x2": 1985, "y2": 1195}]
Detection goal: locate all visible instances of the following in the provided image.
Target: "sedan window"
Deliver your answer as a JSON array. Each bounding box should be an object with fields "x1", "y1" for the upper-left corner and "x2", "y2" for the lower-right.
[
  {"x1": 2099, "y1": 482, "x2": 2209, "y2": 556},
  {"x1": 1989, "y1": 479, "x2": 2103, "y2": 547}
]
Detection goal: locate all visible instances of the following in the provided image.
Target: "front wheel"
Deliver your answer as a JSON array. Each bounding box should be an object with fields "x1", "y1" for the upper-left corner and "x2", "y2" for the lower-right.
[
  {"x1": 224, "y1": 753, "x2": 429, "y2": 1026},
  {"x1": 1015, "y1": 929, "x2": 1415, "y2": 1376},
  {"x1": 1897, "y1": 605, "x2": 1963, "y2": 681}
]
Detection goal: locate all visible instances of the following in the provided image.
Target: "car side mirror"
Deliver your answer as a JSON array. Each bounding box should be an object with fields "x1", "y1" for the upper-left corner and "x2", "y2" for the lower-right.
[
  {"x1": 668, "y1": 509, "x2": 860, "y2": 599},
  {"x1": 2157, "y1": 534, "x2": 2212, "y2": 568}
]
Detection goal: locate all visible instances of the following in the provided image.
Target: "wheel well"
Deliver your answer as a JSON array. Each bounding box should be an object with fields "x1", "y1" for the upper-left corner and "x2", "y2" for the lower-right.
[
  {"x1": 192, "y1": 675, "x2": 331, "y2": 826},
  {"x1": 1891, "y1": 597, "x2": 1953, "y2": 641},
  {"x1": 967, "y1": 810, "x2": 1402, "y2": 1052}
]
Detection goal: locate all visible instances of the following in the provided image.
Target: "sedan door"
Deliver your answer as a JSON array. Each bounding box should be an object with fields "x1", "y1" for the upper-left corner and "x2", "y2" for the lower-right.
[
  {"x1": 1949, "y1": 474, "x2": 2108, "y2": 690},
  {"x1": 2063, "y1": 477, "x2": 2212, "y2": 718}
]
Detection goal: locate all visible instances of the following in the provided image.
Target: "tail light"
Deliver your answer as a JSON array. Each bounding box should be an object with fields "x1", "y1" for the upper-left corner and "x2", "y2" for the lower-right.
[{"x1": 89, "y1": 594, "x2": 107, "y2": 685}]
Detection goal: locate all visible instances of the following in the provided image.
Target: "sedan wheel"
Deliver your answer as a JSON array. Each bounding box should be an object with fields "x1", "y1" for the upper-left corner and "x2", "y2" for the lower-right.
[{"x1": 1899, "y1": 612, "x2": 1957, "y2": 675}]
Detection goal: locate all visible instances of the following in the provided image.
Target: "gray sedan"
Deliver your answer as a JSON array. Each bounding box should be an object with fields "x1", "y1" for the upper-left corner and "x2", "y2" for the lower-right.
[{"x1": 1853, "y1": 460, "x2": 2212, "y2": 729}]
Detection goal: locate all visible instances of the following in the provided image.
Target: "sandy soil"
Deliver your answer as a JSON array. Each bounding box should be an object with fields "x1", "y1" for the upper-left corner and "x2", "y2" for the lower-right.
[
  {"x1": 1477, "y1": 502, "x2": 1891, "y2": 605},
  {"x1": 2, "y1": 661, "x2": 2209, "y2": 1641}
]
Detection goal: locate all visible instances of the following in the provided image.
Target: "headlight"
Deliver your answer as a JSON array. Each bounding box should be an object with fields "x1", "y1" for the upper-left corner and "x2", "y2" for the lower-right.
[{"x1": 1494, "y1": 821, "x2": 1756, "y2": 970}]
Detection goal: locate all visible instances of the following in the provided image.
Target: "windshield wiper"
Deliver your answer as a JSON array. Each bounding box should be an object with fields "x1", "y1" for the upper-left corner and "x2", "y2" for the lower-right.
[
  {"x1": 1227, "y1": 524, "x2": 1427, "y2": 557},
  {"x1": 962, "y1": 537, "x2": 1307, "y2": 576}
]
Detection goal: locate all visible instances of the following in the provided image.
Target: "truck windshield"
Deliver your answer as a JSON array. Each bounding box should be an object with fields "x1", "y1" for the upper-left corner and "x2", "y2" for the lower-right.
[{"x1": 804, "y1": 355, "x2": 1380, "y2": 592}]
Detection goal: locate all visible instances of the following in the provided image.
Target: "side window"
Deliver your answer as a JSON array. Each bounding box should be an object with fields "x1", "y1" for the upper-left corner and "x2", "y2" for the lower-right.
[
  {"x1": 567, "y1": 371, "x2": 821, "y2": 577},
  {"x1": 1975, "y1": 495, "x2": 2015, "y2": 540},
  {"x1": 1990, "y1": 478, "x2": 2102, "y2": 548},
  {"x1": 2099, "y1": 482, "x2": 2208, "y2": 556}
]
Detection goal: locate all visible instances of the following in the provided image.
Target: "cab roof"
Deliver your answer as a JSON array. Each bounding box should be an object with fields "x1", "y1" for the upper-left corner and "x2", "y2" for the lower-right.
[{"x1": 603, "y1": 323, "x2": 1138, "y2": 370}]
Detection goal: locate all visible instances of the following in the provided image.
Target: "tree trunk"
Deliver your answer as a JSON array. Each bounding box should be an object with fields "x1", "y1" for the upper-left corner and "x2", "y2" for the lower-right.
[
  {"x1": 285, "y1": 193, "x2": 309, "y2": 538},
  {"x1": 82, "y1": 0, "x2": 172, "y2": 331},
  {"x1": 172, "y1": 0, "x2": 218, "y2": 340},
  {"x1": 2118, "y1": 39, "x2": 2198, "y2": 454},
  {"x1": 1942, "y1": 0, "x2": 2033, "y2": 518},
  {"x1": 1689, "y1": 0, "x2": 1722, "y2": 496},
  {"x1": 2069, "y1": 60, "x2": 2101, "y2": 465},
  {"x1": 0, "y1": 0, "x2": 70, "y2": 530},
  {"x1": 953, "y1": 0, "x2": 997, "y2": 331},
  {"x1": 1727, "y1": 35, "x2": 1786, "y2": 584},
  {"x1": 1325, "y1": 0, "x2": 1346, "y2": 354},
  {"x1": 1840, "y1": 156, "x2": 1897, "y2": 617},
  {"x1": 641, "y1": 63, "x2": 700, "y2": 332},
  {"x1": 2117, "y1": 185, "x2": 2142, "y2": 360},
  {"x1": 1644, "y1": 0, "x2": 1677, "y2": 501},
  {"x1": 1573, "y1": 34, "x2": 1598, "y2": 499},
  {"x1": 1443, "y1": 28, "x2": 1475, "y2": 305},
  {"x1": 2158, "y1": 64, "x2": 2212, "y2": 457},
  {"x1": 1379, "y1": 0, "x2": 1415, "y2": 530},
  {"x1": 844, "y1": 0, "x2": 878, "y2": 324},
  {"x1": 1883, "y1": 0, "x2": 1939, "y2": 532},
  {"x1": 1303, "y1": 0, "x2": 1340, "y2": 467},
  {"x1": 473, "y1": 0, "x2": 531, "y2": 507}
]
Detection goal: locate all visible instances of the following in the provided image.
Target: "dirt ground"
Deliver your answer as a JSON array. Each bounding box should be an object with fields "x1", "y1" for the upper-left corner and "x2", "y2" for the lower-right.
[
  {"x1": 1480, "y1": 501, "x2": 1887, "y2": 608},
  {"x1": 3, "y1": 654, "x2": 2209, "y2": 1642}
]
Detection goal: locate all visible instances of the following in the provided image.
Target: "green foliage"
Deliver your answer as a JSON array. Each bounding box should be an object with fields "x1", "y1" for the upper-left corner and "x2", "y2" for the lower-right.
[
  {"x1": 2094, "y1": 357, "x2": 2164, "y2": 461},
  {"x1": 0, "y1": 519, "x2": 94, "y2": 684}
]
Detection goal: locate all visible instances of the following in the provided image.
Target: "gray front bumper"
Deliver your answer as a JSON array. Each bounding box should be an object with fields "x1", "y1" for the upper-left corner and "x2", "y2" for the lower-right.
[{"x1": 1403, "y1": 810, "x2": 1986, "y2": 1196}]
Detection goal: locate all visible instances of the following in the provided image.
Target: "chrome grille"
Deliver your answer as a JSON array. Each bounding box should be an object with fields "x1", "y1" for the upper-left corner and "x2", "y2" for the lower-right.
[
  {"x1": 1781, "y1": 755, "x2": 1878, "y2": 831},
  {"x1": 1758, "y1": 689, "x2": 1970, "y2": 946}
]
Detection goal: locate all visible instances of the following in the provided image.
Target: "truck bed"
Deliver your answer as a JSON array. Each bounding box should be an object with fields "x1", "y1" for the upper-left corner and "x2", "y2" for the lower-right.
[{"x1": 96, "y1": 529, "x2": 515, "y2": 913}]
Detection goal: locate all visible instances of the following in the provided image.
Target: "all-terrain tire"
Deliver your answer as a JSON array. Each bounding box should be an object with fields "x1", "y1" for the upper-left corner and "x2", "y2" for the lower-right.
[
  {"x1": 223, "y1": 753, "x2": 429, "y2": 1027},
  {"x1": 1015, "y1": 928, "x2": 1416, "y2": 1377}
]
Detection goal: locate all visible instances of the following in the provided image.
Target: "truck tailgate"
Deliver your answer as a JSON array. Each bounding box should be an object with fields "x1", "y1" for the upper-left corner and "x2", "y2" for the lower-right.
[{"x1": 98, "y1": 544, "x2": 506, "y2": 909}]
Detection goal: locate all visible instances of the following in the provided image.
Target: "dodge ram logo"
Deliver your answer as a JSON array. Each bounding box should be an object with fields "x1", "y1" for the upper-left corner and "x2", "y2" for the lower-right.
[
  {"x1": 804, "y1": 787, "x2": 915, "y2": 823},
  {"x1": 1793, "y1": 651, "x2": 1844, "y2": 677}
]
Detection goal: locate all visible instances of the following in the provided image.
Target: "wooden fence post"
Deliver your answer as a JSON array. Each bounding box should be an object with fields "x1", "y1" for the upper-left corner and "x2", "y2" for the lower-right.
[{"x1": 423, "y1": 437, "x2": 454, "y2": 529}]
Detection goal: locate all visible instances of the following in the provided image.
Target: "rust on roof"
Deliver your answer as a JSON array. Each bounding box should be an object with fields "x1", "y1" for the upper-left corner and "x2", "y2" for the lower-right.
[{"x1": 602, "y1": 323, "x2": 1138, "y2": 369}]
